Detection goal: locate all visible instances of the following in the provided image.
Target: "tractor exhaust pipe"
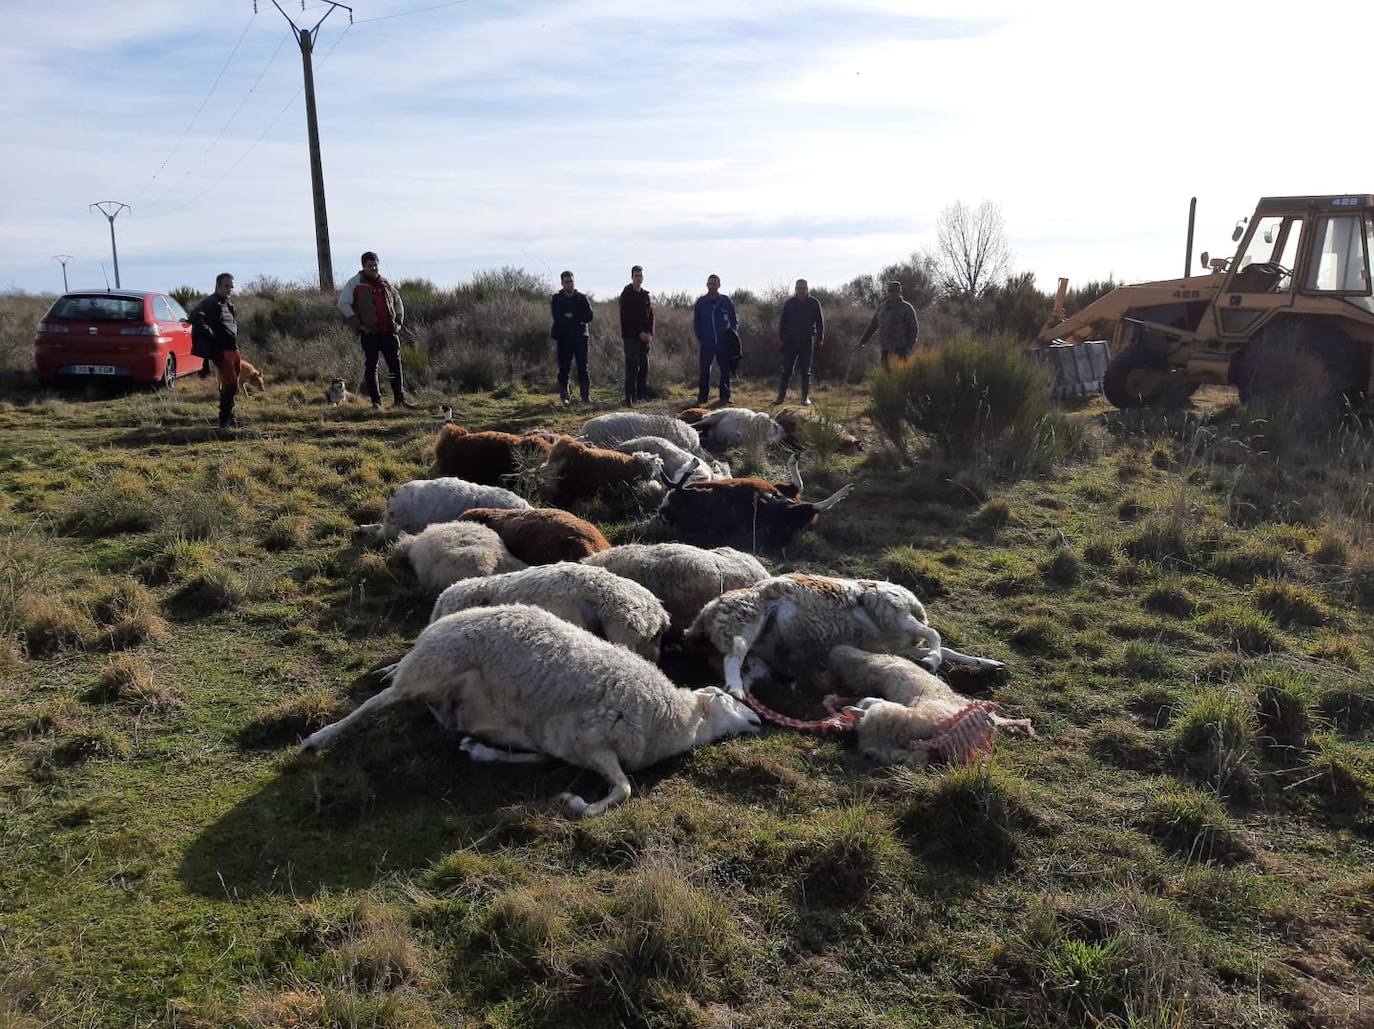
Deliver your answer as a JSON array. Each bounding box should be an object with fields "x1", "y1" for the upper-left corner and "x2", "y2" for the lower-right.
[{"x1": 1184, "y1": 196, "x2": 1197, "y2": 278}]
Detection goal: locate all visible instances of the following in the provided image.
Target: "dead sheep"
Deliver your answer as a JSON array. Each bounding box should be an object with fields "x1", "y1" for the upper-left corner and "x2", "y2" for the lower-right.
[
  {"x1": 393, "y1": 521, "x2": 526, "y2": 593},
  {"x1": 687, "y1": 573, "x2": 1005, "y2": 698},
  {"x1": 430, "y1": 562, "x2": 671, "y2": 661},
  {"x1": 301, "y1": 604, "x2": 761, "y2": 817},
  {"x1": 692, "y1": 407, "x2": 785, "y2": 451},
  {"x1": 358, "y1": 477, "x2": 531, "y2": 544},
  {"x1": 581, "y1": 411, "x2": 707, "y2": 458},
  {"x1": 826, "y1": 645, "x2": 1032, "y2": 765},
  {"x1": 459, "y1": 507, "x2": 610, "y2": 564},
  {"x1": 582, "y1": 542, "x2": 768, "y2": 633},
  {"x1": 615, "y1": 435, "x2": 730, "y2": 484},
  {"x1": 541, "y1": 437, "x2": 663, "y2": 509}
]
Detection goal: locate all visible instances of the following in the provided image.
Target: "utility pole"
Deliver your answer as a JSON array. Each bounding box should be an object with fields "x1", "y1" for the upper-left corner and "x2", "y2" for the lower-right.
[
  {"x1": 89, "y1": 202, "x2": 130, "y2": 288},
  {"x1": 268, "y1": 0, "x2": 351, "y2": 293},
  {"x1": 51, "y1": 255, "x2": 74, "y2": 292}
]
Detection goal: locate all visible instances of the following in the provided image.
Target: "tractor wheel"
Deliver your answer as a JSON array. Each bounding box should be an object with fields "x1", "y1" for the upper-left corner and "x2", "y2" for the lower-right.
[
  {"x1": 1232, "y1": 322, "x2": 1360, "y2": 428},
  {"x1": 1102, "y1": 345, "x2": 1197, "y2": 410}
]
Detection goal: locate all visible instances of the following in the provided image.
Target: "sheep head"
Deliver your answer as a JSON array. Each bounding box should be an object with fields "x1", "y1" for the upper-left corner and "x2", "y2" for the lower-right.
[{"x1": 692, "y1": 686, "x2": 761, "y2": 744}]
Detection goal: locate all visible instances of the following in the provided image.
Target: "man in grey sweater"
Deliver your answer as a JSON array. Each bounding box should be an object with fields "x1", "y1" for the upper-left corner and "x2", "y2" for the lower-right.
[{"x1": 859, "y1": 280, "x2": 920, "y2": 370}]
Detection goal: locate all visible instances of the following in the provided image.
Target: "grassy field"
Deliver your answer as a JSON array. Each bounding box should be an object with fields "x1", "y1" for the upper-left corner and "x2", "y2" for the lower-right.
[{"x1": 1, "y1": 369, "x2": 1372, "y2": 1028}]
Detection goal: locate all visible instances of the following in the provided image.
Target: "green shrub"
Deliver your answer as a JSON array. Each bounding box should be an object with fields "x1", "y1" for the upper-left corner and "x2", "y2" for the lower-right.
[
  {"x1": 167, "y1": 568, "x2": 247, "y2": 616},
  {"x1": 1248, "y1": 668, "x2": 1314, "y2": 751},
  {"x1": 1167, "y1": 688, "x2": 1259, "y2": 799},
  {"x1": 1140, "y1": 787, "x2": 1250, "y2": 864},
  {"x1": 867, "y1": 335, "x2": 1069, "y2": 467},
  {"x1": 1250, "y1": 579, "x2": 1329, "y2": 628},
  {"x1": 879, "y1": 546, "x2": 948, "y2": 599},
  {"x1": 895, "y1": 761, "x2": 1038, "y2": 871},
  {"x1": 1197, "y1": 605, "x2": 1282, "y2": 654}
]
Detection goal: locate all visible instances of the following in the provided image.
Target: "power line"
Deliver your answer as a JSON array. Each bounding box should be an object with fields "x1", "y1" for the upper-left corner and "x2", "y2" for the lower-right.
[
  {"x1": 133, "y1": 13, "x2": 256, "y2": 203},
  {"x1": 355, "y1": 0, "x2": 472, "y2": 24},
  {"x1": 145, "y1": 31, "x2": 291, "y2": 209},
  {"x1": 156, "y1": 23, "x2": 351, "y2": 218}
]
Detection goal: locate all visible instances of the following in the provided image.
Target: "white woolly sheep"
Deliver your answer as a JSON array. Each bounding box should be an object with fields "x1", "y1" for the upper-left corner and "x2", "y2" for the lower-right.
[
  {"x1": 614, "y1": 435, "x2": 729, "y2": 484},
  {"x1": 692, "y1": 407, "x2": 785, "y2": 451},
  {"x1": 826, "y1": 645, "x2": 1033, "y2": 765},
  {"x1": 581, "y1": 542, "x2": 768, "y2": 633},
  {"x1": 429, "y1": 562, "x2": 671, "y2": 661},
  {"x1": 394, "y1": 521, "x2": 526, "y2": 593},
  {"x1": 358, "y1": 477, "x2": 531, "y2": 543},
  {"x1": 581, "y1": 411, "x2": 707, "y2": 458},
  {"x1": 687, "y1": 573, "x2": 1005, "y2": 698},
  {"x1": 300, "y1": 604, "x2": 761, "y2": 816}
]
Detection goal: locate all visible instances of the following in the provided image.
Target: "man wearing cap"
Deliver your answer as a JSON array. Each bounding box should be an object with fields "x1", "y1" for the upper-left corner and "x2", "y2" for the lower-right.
[
  {"x1": 337, "y1": 251, "x2": 415, "y2": 410},
  {"x1": 859, "y1": 280, "x2": 920, "y2": 370},
  {"x1": 774, "y1": 277, "x2": 825, "y2": 406}
]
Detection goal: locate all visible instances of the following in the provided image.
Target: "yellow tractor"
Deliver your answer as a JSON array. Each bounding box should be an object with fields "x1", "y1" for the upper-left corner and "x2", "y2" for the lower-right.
[{"x1": 1038, "y1": 194, "x2": 1374, "y2": 418}]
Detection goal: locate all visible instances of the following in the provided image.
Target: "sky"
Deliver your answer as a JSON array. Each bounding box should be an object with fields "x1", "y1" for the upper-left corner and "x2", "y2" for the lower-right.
[{"x1": 3, "y1": 0, "x2": 1373, "y2": 300}]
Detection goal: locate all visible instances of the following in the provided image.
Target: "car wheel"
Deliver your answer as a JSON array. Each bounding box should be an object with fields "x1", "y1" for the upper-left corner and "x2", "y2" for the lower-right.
[
  {"x1": 1102, "y1": 344, "x2": 1196, "y2": 410},
  {"x1": 161, "y1": 353, "x2": 177, "y2": 390},
  {"x1": 1232, "y1": 321, "x2": 1359, "y2": 429}
]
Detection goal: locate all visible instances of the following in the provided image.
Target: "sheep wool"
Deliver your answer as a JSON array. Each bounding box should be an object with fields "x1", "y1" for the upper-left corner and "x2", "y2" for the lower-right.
[
  {"x1": 430, "y1": 562, "x2": 671, "y2": 661},
  {"x1": 363, "y1": 477, "x2": 531, "y2": 542},
  {"x1": 581, "y1": 411, "x2": 707, "y2": 458},
  {"x1": 301, "y1": 605, "x2": 760, "y2": 816},
  {"x1": 394, "y1": 521, "x2": 526, "y2": 593},
  {"x1": 582, "y1": 543, "x2": 768, "y2": 632}
]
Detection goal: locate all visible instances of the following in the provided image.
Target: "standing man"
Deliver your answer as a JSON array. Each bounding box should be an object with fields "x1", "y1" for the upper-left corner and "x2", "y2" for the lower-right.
[
  {"x1": 190, "y1": 272, "x2": 242, "y2": 430},
  {"x1": 337, "y1": 251, "x2": 415, "y2": 410},
  {"x1": 858, "y1": 280, "x2": 920, "y2": 371},
  {"x1": 617, "y1": 265, "x2": 655, "y2": 406},
  {"x1": 693, "y1": 274, "x2": 739, "y2": 406},
  {"x1": 550, "y1": 270, "x2": 594, "y2": 405},
  {"x1": 774, "y1": 278, "x2": 825, "y2": 406}
]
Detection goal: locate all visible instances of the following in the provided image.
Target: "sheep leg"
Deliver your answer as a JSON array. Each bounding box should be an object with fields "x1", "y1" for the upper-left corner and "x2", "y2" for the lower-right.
[
  {"x1": 559, "y1": 749, "x2": 632, "y2": 818},
  {"x1": 460, "y1": 737, "x2": 549, "y2": 763},
  {"x1": 301, "y1": 685, "x2": 406, "y2": 753},
  {"x1": 901, "y1": 618, "x2": 945, "y2": 672},
  {"x1": 938, "y1": 646, "x2": 1007, "y2": 672},
  {"x1": 721, "y1": 608, "x2": 772, "y2": 698},
  {"x1": 990, "y1": 714, "x2": 1036, "y2": 737}
]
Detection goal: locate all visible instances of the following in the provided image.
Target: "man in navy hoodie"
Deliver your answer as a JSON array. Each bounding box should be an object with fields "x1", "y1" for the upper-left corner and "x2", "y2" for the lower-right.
[
  {"x1": 550, "y1": 269, "x2": 594, "y2": 404},
  {"x1": 692, "y1": 274, "x2": 738, "y2": 405}
]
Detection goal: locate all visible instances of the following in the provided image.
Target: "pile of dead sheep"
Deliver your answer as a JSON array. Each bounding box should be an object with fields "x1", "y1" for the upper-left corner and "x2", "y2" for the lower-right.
[{"x1": 318, "y1": 404, "x2": 1032, "y2": 817}]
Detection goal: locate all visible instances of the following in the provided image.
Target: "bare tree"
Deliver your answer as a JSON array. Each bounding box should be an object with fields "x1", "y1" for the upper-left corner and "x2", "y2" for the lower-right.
[{"x1": 936, "y1": 200, "x2": 1011, "y2": 298}]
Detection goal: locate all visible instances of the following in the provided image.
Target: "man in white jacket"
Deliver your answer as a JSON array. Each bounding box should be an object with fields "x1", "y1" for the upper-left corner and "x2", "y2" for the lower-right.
[{"x1": 337, "y1": 251, "x2": 415, "y2": 409}]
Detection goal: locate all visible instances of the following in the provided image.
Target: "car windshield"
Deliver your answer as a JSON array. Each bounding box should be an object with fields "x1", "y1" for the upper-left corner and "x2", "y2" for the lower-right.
[{"x1": 49, "y1": 295, "x2": 144, "y2": 321}]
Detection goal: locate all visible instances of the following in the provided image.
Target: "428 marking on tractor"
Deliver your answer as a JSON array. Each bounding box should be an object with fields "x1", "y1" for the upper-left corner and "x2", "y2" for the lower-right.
[{"x1": 1170, "y1": 289, "x2": 1202, "y2": 299}]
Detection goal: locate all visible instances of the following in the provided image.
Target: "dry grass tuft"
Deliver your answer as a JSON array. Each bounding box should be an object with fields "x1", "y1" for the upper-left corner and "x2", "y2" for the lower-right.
[{"x1": 85, "y1": 653, "x2": 178, "y2": 711}]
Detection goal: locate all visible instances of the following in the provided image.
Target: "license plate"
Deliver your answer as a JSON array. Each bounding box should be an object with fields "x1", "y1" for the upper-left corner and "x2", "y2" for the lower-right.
[{"x1": 71, "y1": 365, "x2": 117, "y2": 375}]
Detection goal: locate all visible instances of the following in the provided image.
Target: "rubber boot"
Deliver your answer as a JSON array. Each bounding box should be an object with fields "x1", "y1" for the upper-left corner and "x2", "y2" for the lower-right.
[
  {"x1": 800, "y1": 373, "x2": 812, "y2": 406},
  {"x1": 390, "y1": 370, "x2": 416, "y2": 409},
  {"x1": 217, "y1": 384, "x2": 238, "y2": 429}
]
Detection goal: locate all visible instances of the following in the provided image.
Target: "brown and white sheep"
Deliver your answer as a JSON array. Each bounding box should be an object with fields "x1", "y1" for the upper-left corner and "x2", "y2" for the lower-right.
[
  {"x1": 458, "y1": 507, "x2": 611, "y2": 564},
  {"x1": 434, "y1": 421, "x2": 564, "y2": 487},
  {"x1": 541, "y1": 437, "x2": 663, "y2": 508}
]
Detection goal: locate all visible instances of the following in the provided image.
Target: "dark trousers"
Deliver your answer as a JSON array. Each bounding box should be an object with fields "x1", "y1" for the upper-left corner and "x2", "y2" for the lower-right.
[
  {"x1": 362, "y1": 332, "x2": 404, "y2": 403},
  {"x1": 778, "y1": 337, "x2": 815, "y2": 398},
  {"x1": 622, "y1": 337, "x2": 649, "y2": 402},
  {"x1": 697, "y1": 341, "x2": 731, "y2": 403},
  {"x1": 556, "y1": 335, "x2": 590, "y2": 400}
]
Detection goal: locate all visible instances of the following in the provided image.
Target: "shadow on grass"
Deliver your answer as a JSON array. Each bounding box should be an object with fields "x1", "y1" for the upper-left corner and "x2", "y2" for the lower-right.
[{"x1": 178, "y1": 708, "x2": 613, "y2": 899}]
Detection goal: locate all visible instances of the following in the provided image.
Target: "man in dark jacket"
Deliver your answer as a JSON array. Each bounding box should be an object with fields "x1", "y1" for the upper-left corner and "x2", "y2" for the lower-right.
[
  {"x1": 336, "y1": 251, "x2": 415, "y2": 409},
  {"x1": 618, "y1": 265, "x2": 654, "y2": 405},
  {"x1": 693, "y1": 274, "x2": 738, "y2": 405},
  {"x1": 774, "y1": 277, "x2": 825, "y2": 406},
  {"x1": 550, "y1": 270, "x2": 594, "y2": 405},
  {"x1": 190, "y1": 272, "x2": 242, "y2": 429}
]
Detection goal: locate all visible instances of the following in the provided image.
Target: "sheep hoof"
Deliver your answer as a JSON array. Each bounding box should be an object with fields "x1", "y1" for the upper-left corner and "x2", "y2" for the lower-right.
[{"x1": 558, "y1": 792, "x2": 589, "y2": 816}]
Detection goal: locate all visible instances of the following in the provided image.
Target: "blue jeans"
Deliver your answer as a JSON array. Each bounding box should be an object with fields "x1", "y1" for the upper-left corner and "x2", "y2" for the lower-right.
[{"x1": 697, "y1": 341, "x2": 731, "y2": 403}]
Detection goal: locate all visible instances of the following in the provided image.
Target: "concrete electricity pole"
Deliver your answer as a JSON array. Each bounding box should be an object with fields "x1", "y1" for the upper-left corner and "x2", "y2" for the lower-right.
[
  {"x1": 269, "y1": 0, "x2": 351, "y2": 293},
  {"x1": 89, "y1": 202, "x2": 130, "y2": 288},
  {"x1": 51, "y1": 255, "x2": 74, "y2": 292}
]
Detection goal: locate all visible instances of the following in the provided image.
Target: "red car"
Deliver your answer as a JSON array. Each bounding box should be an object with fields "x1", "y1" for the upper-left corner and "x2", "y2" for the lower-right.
[{"x1": 34, "y1": 289, "x2": 195, "y2": 388}]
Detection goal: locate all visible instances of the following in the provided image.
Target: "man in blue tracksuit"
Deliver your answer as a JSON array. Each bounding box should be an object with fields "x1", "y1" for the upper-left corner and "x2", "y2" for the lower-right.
[{"x1": 692, "y1": 274, "x2": 738, "y2": 405}]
